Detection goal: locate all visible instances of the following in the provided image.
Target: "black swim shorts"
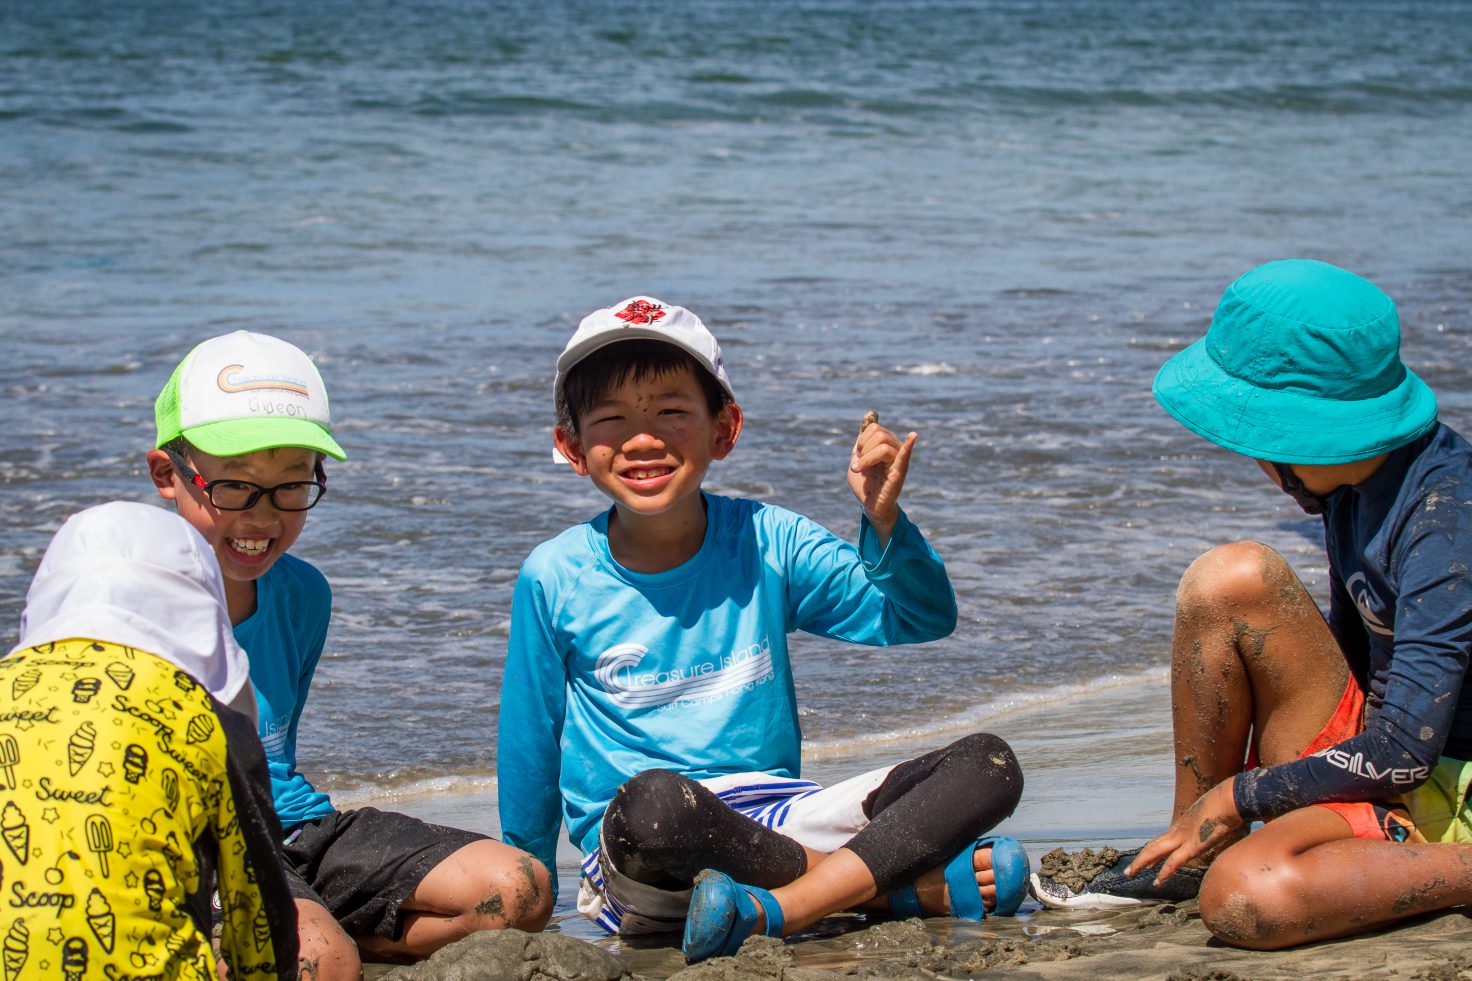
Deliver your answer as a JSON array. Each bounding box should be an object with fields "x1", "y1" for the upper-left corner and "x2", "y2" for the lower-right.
[{"x1": 282, "y1": 806, "x2": 488, "y2": 940}]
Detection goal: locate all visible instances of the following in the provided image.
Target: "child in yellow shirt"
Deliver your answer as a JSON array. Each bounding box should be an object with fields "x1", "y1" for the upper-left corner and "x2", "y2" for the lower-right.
[{"x1": 1, "y1": 501, "x2": 296, "y2": 980}]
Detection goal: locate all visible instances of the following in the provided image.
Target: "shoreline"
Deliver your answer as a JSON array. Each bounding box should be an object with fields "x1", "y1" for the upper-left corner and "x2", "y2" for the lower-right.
[{"x1": 363, "y1": 675, "x2": 1472, "y2": 977}]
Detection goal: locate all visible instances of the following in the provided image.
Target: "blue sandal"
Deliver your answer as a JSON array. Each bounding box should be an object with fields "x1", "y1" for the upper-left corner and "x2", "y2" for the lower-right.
[
  {"x1": 682, "y1": 868, "x2": 785, "y2": 964},
  {"x1": 889, "y1": 835, "x2": 1030, "y2": 919}
]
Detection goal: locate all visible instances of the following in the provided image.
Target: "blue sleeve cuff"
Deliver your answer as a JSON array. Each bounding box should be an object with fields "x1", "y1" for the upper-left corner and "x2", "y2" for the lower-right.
[{"x1": 857, "y1": 508, "x2": 913, "y2": 576}]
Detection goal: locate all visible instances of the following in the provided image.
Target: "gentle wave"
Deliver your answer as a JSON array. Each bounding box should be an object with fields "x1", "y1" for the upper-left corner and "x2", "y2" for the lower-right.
[
  {"x1": 802, "y1": 666, "x2": 1170, "y2": 761},
  {"x1": 331, "y1": 773, "x2": 501, "y2": 810}
]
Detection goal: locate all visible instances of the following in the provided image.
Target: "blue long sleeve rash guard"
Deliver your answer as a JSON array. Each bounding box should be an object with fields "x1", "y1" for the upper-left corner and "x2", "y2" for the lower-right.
[
  {"x1": 234, "y1": 553, "x2": 336, "y2": 830},
  {"x1": 497, "y1": 493, "x2": 958, "y2": 885},
  {"x1": 1236, "y1": 424, "x2": 1472, "y2": 822}
]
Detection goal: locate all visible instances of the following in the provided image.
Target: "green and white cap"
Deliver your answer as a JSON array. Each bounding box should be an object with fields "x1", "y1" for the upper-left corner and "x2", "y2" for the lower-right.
[{"x1": 154, "y1": 331, "x2": 347, "y2": 460}]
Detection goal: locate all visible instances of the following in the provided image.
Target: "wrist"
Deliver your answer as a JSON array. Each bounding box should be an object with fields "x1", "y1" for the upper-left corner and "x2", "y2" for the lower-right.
[
  {"x1": 867, "y1": 510, "x2": 897, "y2": 545},
  {"x1": 1218, "y1": 775, "x2": 1244, "y2": 822}
]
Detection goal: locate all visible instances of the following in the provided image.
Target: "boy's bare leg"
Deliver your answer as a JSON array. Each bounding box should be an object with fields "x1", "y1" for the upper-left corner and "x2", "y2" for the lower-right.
[
  {"x1": 1169, "y1": 542, "x2": 1348, "y2": 822},
  {"x1": 296, "y1": 899, "x2": 360, "y2": 981},
  {"x1": 356, "y1": 840, "x2": 553, "y2": 960},
  {"x1": 1201, "y1": 806, "x2": 1472, "y2": 949}
]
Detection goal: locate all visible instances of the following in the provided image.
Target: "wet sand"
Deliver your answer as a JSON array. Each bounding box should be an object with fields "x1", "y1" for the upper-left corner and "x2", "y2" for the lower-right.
[
  {"x1": 361, "y1": 677, "x2": 1472, "y2": 978},
  {"x1": 373, "y1": 903, "x2": 1472, "y2": 980}
]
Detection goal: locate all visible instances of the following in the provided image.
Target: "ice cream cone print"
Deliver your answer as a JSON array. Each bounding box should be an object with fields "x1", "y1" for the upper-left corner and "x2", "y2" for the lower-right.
[
  {"x1": 85, "y1": 888, "x2": 115, "y2": 953},
  {"x1": 2, "y1": 919, "x2": 27, "y2": 981},
  {"x1": 71, "y1": 677, "x2": 101, "y2": 703},
  {"x1": 122, "y1": 744, "x2": 148, "y2": 784},
  {"x1": 0, "y1": 734, "x2": 18, "y2": 789},
  {"x1": 252, "y1": 904, "x2": 270, "y2": 952},
  {"x1": 1, "y1": 802, "x2": 29, "y2": 865},
  {"x1": 10, "y1": 667, "x2": 39, "y2": 701},
  {"x1": 104, "y1": 661, "x2": 135, "y2": 690},
  {"x1": 161, "y1": 769, "x2": 179, "y2": 813},
  {"x1": 61, "y1": 936, "x2": 87, "y2": 981},
  {"x1": 143, "y1": 869, "x2": 165, "y2": 912},
  {"x1": 67, "y1": 721, "x2": 97, "y2": 776},
  {"x1": 84, "y1": 813, "x2": 114, "y2": 878},
  {"x1": 185, "y1": 713, "x2": 215, "y2": 745}
]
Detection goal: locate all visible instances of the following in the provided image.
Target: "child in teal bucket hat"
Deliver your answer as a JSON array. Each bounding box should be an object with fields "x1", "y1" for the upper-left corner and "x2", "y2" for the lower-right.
[{"x1": 1032, "y1": 259, "x2": 1472, "y2": 949}]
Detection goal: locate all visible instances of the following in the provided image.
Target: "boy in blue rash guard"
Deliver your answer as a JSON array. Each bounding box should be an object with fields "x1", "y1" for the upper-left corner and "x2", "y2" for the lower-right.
[
  {"x1": 1033, "y1": 259, "x2": 1472, "y2": 949},
  {"x1": 146, "y1": 331, "x2": 551, "y2": 979},
  {"x1": 498, "y1": 297, "x2": 1028, "y2": 962}
]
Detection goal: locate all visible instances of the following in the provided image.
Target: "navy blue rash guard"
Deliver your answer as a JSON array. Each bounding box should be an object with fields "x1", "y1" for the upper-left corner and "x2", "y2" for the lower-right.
[{"x1": 1235, "y1": 423, "x2": 1472, "y2": 823}]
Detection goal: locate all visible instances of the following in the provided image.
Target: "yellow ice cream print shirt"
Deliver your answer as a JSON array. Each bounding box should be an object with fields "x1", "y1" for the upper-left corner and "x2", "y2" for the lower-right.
[{"x1": 0, "y1": 640, "x2": 296, "y2": 980}]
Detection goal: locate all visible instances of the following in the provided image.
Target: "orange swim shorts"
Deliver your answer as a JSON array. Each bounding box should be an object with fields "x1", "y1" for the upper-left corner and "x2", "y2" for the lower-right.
[{"x1": 1289, "y1": 674, "x2": 1417, "y2": 842}]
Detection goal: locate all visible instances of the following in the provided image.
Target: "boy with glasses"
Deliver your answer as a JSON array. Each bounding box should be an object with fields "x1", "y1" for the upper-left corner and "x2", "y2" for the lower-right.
[{"x1": 147, "y1": 331, "x2": 551, "y2": 979}]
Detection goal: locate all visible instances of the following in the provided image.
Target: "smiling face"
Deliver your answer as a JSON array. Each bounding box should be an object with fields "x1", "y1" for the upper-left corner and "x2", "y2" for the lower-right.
[
  {"x1": 147, "y1": 444, "x2": 319, "y2": 620},
  {"x1": 554, "y1": 363, "x2": 741, "y2": 529}
]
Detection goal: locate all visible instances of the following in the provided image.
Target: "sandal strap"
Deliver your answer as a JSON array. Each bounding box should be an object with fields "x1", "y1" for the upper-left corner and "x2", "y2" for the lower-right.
[
  {"x1": 888, "y1": 882, "x2": 924, "y2": 918},
  {"x1": 943, "y1": 839, "x2": 987, "y2": 920},
  {"x1": 748, "y1": 885, "x2": 785, "y2": 937}
]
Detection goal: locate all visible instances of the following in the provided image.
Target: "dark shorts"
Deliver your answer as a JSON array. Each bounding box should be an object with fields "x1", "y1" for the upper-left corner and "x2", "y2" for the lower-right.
[{"x1": 283, "y1": 807, "x2": 489, "y2": 940}]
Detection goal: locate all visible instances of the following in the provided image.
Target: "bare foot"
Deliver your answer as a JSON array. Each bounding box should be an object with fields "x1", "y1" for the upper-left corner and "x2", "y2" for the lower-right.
[{"x1": 909, "y1": 843, "x2": 997, "y2": 915}]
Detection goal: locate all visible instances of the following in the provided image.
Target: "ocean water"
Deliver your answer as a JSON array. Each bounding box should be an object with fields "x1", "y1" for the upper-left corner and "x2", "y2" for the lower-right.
[{"x1": 4, "y1": 0, "x2": 1472, "y2": 817}]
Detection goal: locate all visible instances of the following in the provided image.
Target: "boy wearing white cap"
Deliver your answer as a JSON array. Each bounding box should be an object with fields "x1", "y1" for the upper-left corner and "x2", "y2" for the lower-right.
[
  {"x1": 498, "y1": 297, "x2": 1029, "y2": 963},
  {"x1": 147, "y1": 332, "x2": 551, "y2": 979},
  {"x1": 1031, "y1": 260, "x2": 1472, "y2": 949}
]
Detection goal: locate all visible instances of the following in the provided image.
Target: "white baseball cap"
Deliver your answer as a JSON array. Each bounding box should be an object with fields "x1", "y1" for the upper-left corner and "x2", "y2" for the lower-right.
[
  {"x1": 554, "y1": 296, "x2": 735, "y2": 408},
  {"x1": 154, "y1": 331, "x2": 346, "y2": 460}
]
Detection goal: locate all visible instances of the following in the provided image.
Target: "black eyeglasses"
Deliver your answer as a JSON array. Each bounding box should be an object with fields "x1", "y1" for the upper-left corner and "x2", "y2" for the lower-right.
[{"x1": 169, "y1": 451, "x2": 328, "y2": 512}]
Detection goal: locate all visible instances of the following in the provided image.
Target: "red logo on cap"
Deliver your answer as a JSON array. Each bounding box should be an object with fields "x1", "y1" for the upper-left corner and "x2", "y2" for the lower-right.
[{"x1": 614, "y1": 300, "x2": 666, "y2": 325}]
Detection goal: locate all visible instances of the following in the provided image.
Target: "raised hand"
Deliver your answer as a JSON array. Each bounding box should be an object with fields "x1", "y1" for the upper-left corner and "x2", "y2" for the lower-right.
[{"x1": 848, "y1": 410, "x2": 918, "y2": 546}]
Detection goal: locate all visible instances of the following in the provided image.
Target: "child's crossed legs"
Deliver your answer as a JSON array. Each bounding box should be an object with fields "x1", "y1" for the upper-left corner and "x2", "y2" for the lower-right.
[
  {"x1": 1161, "y1": 542, "x2": 1472, "y2": 948},
  {"x1": 588, "y1": 732, "x2": 1023, "y2": 937}
]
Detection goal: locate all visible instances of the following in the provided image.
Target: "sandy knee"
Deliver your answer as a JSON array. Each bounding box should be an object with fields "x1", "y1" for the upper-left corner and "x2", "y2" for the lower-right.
[
  {"x1": 603, "y1": 767, "x2": 708, "y2": 868},
  {"x1": 295, "y1": 899, "x2": 361, "y2": 980},
  {"x1": 507, "y1": 853, "x2": 554, "y2": 930},
  {"x1": 1179, "y1": 541, "x2": 1293, "y2": 614},
  {"x1": 952, "y1": 732, "x2": 1024, "y2": 807},
  {"x1": 473, "y1": 851, "x2": 554, "y2": 931},
  {"x1": 615, "y1": 767, "x2": 695, "y2": 812},
  {"x1": 1199, "y1": 848, "x2": 1304, "y2": 949}
]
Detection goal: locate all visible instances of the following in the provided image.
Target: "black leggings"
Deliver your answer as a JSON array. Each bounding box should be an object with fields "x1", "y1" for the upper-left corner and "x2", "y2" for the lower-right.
[{"x1": 599, "y1": 732, "x2": 1023, "y2": 895}]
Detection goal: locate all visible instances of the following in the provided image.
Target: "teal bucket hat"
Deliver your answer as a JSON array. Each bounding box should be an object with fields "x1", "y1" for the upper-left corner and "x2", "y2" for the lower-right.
[{"x1": 1153, "y1": 259, "x2": 1438, "y2": 465}]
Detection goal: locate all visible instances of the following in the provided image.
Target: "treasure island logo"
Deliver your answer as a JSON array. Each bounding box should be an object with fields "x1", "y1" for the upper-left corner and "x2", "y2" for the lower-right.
[
  {"x1": 216, "y1": 365, "x2": 311, "y2": 398},
  {"x1": 594, "y1": 639, "x2": 775, "y2": 710},
  {"x1": 614, "y1": 300, "x2": 665, "y2": 325}
]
